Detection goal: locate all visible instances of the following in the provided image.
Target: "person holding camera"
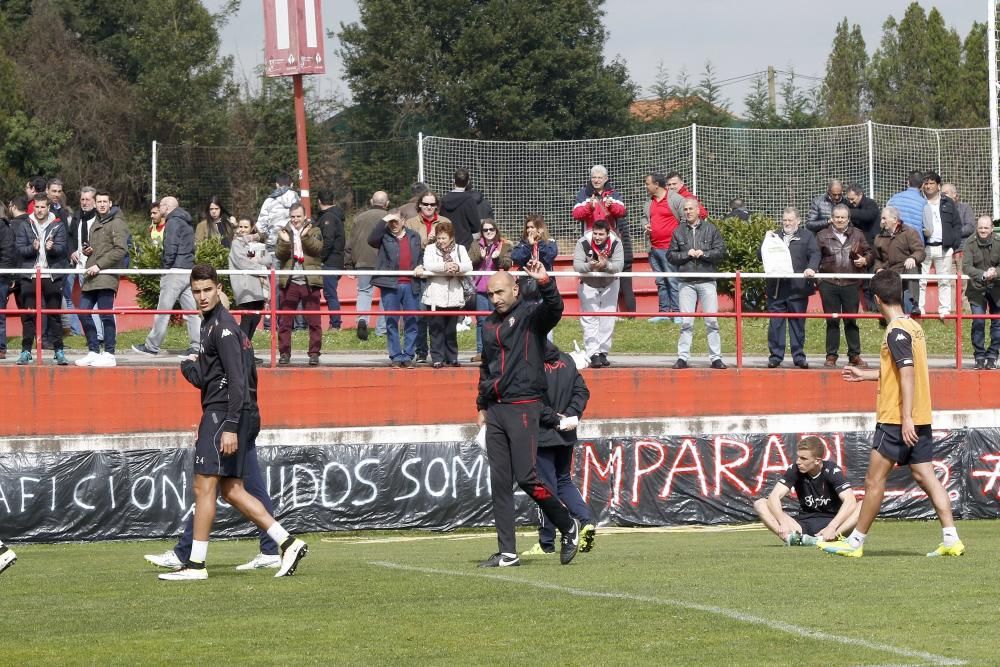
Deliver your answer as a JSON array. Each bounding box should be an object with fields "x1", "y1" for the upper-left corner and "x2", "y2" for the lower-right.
[
  {"x1": 368, "y1": 211, "x2": 422, "y2": 368},
  {"x1": 469, "y1": 219, "x2": 512, "y2": 362},
  {"x1": 229, "y1": 217, "x2": 273, "y2": 343},
  {"x1": 74, "y1": 191, "x2": 129, "y2": 367},
  {"x1": 421, "y1": 220, "x2": 472, "y2": 368},
  {"x1": 573, "y1": 219, "x2": 623, "y2": 368}
]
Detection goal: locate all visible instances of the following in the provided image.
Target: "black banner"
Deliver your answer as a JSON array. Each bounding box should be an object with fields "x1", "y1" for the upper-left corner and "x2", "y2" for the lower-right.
[{"x1": 1, "y1": 430, "x2": 998, "y2": 543}]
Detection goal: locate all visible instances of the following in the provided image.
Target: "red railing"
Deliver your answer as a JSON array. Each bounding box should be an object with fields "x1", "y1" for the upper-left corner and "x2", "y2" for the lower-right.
[{"x1": 1, "y1": 267, "x2": 984, "y2": 369}]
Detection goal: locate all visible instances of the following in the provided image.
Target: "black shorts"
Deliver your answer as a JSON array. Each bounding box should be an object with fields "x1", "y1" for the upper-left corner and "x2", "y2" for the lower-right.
[
  {"x1": 193, "y1": 409, "x2": 261, "y2": 478},
  {"x1": 796, "y1": 513, "x2": 836, "y2": 536},
  {"x1": 872, "y1": 422, "x2": 934, "y2": 465}
]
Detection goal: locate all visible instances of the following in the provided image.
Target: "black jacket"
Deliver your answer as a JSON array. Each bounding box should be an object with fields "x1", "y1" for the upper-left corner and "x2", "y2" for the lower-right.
[
  {"x1": 847, "y1": 196, "x2": 881, "y2": 246},
  {"x1": 318, "y1": 205, "x2": 345, "y2": 269},
  {"x1": 180, "y1": 303, "x2": 258, "y2": 433},
  {"x1": 15, "y1": 214, "x2": 68, "y2": 280},
  {"x1": 67, "y1": 208, "x2": 98, "y2": 258},
  {"x1": 161, "y1": 207, "x2": 195, "y2": 269},
  {"x1": 667, "y1": 220, "x2": 726, "y2": 277},
  {"x1": 539, "y1": 344, "x2": 590, "y2": 447},
  {"x1": 0, "y1": 216, "x2": 17, "y2": 280},
  {"x1": 367, "y1": 220, "x2": 422, "y2": 291},
  {"x1": 477, "y1": 277, "x2": 563, "y2": 410},
  {"x1": 761, "y1": 226, "x2": 820, "y2": 300},
  {"x1": 440, "y1": 190, "x2": 481, "y2": 248},
  {"x1": 934, "y1": 195, "x2": 964, "y2": 252}
]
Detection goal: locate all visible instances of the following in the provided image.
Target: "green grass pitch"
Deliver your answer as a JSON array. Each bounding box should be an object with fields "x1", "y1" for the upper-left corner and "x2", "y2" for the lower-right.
[{"x1": 2, "y1": 521, "x2": 990, "y2": 665}]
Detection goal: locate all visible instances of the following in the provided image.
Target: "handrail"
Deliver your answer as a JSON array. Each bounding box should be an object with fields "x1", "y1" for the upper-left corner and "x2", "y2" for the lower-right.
[{"x1": 2, "y1": 267, "x2": 986, "y2": 370}]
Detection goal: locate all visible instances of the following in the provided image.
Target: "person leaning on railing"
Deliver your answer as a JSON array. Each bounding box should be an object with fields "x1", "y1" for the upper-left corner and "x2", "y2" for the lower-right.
[
  {"x1": 0, "y1": 199, "x2": 17, "y2": 359},
  {"x1": 420, "y1": 220, "x2": 472, "y2": 368},
  {"x1": 229, "y1": 217, "x2": 272, "y2": 347},
  {"x1": 468, "y1": 219, "x2": 512, "y2": 363},
  {"x1": 962, "y1": 215, "x2": 1000, "y2": 370},
  {"x1": 368, "y1": 211, "x2": 422, "y2": 368},
  {"x1": 274, "y1": 203, "x2": 324, "y2": 367},
  {"x1": 873, "y1": 206, "x2": 924, "y2": 315}
]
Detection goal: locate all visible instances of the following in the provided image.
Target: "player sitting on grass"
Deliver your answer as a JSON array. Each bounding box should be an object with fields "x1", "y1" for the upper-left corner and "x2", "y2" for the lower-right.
[
  {"x1": 754, "y1": 436, "x2": 859, "y2": 546},
  {"x1": 0, "y1": 539, "x2": 15, "y2": 575},
  {"x1": 820, "y1": 268, "x2": 965, "y2": 558},
  {"x1": 159, "y1": 264, "x2": 308, "y2": 581}
]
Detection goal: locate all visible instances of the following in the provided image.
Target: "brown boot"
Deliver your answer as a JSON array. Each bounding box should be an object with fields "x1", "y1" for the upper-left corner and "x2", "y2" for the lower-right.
[
  {"x1": 849, "y1": 355, "x2": 868, "y2": 369},
  {"x1": 824, "y1": 354, "x2": 838, "y2": 368}
]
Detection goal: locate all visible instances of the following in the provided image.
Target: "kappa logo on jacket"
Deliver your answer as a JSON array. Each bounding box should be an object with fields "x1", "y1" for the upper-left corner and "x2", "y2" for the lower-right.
[{"x1": 508, "y1": 316, "x2": 516, "y2": 327}]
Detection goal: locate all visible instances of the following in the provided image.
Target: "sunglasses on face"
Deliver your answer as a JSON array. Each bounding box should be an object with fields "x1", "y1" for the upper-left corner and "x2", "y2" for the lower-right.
[
  {"x1": 482, "y1": 227, "x2": 496, "y2": 233},
  {"x1": 420, "y1": 202, "x2": 438, "y2": 208}
]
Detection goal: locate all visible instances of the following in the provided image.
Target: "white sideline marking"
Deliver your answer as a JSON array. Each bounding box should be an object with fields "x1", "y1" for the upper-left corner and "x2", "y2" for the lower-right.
[
  {"x1": 322, "y1": 524, "x2": 765, "y2": 544},
  {"x1": 369, "y1": 561, "x2": 966, "y2": 667}
]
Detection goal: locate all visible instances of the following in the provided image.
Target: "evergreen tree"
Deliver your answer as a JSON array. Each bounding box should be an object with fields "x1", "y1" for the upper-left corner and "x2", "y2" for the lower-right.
[
  {"x1": 743, "y1": 75, "x2": 775, "y2": 128},
  {"x1": 821, "y1": 18, "x2": 868, "y2": 124},
  {"x1": 958, "y1": 21, "x2": 989, "y2": 127},
  {"x1": 870, "y1": 3, "x2": 932, "y2": 126},
  {"x1": 925, "y1": 8, "x2": 963, "y2": 128},
  {"x1": 779, "y1": 70, "x2": 821, "y2": 129}
]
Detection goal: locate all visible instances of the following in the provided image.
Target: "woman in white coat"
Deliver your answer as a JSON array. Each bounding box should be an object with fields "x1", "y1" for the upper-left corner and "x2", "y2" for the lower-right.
[
  {"x1": 421, "y1": 220, "x2": 472, "y2": 367},
  {"x1": 229, "y1": 217, "x2": 273, "y2": 341}
]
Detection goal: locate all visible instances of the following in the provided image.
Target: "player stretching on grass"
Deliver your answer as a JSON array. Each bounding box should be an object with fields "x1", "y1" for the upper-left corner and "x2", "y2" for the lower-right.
[
  {"x1": 0, "y1": 539, "x2": 15, "y2": 575},
  {"x1": 476, "y1": 263, "x2": 581, "y2": 568},
  {"x1": 754, "y1": 436, "x2": 860, "y2": 546},
  {"x1": 820, "y1": 269, "x2": 964, "y2": 558},
  {"x1": 160, "y1": 264, "x2": 307, "y2": 581}
]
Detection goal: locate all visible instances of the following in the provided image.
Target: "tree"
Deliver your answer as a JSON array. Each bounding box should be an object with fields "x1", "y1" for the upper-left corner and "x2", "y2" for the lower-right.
[
  {"x1": 869, "y1": 3, "x2": 932, "y2": 126},
  {"x1": 778, "y1": 70, "x2": 821, "y2": 129},
  {"x1": 821, "y1": 19, "x2": 868, "y2": 124},
  {"x1": 925, "y1": 8, "x2": 963, "y2": 128},
  {"x1": 338, "y1": 0, "x2": 637, "y2": 141},
  {"x1": 743, "y1": 75, "x2": 778, "y2": 129},
  {"x1": 958, "y1": 21, "x2": 989, "y2": 127}
]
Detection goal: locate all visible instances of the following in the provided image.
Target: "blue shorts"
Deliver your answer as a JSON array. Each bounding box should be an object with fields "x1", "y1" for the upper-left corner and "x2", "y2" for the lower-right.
[
  {"x1": 193, "y1": 410, "x2": 260, "y2": 478},
  {"x1": 873, "y1": 422, "x2": 934, "y2": 466}
]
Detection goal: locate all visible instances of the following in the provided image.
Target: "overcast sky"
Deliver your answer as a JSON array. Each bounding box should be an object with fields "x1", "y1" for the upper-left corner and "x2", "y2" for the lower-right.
[{"x1": 212, "y1": 1, "x2": 985, "y2": 116}]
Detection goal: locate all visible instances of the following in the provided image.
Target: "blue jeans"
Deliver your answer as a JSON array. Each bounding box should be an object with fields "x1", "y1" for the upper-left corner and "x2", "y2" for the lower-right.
[
  {"x1": 173, "y1": 442, "x2": 278, "y2": 560},
  {"x1": 355, "y1": 273, "x2": 386, "y2": 335},
  {"x1": 475, "y1": 292, "x2": 491, "y2": 353},
  {"x1": 648, "y1": 248, "x2": 679, "y2": 313},
  {"x1": 380, "y1": 283, "x2": 419, "y2": 362},
  {"x1": 537, "y1": 445, "x2": 592, "y2": 550},
  {"x1": 80, "y1": 289, "x2": 117, "y2": 353},
  {"x1": 62, "y1": 272, "x2": 82, "y2": 335},
  {"x1": 323, "y1": 274, "x2": 342, "y2": 329},
  {"x1": 970, "y1": 294, "x2": 1000, "y2": 361}
]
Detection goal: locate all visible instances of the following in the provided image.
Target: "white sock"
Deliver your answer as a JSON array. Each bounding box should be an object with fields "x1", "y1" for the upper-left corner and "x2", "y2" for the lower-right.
[
  {"x1": 266, "y1": 522, "x2": 290, "y2": 546},
  {"x1": 942, "y1": 527, "x2": 959, "y2": 546},
  {"x1": 847, "y1": 530, "x2": 866, "y2": 549},
  {"x1": 190, "y1": 539, "x2": 208, "y2": 564}
]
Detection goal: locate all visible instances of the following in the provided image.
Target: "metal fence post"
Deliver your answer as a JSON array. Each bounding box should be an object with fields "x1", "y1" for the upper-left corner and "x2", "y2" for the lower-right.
[
  {"x1": 269, "y1": 269, "x2": 278, "y2": 368},
  {"x1": 734, "y1": 271, "x2": 743, "y2": 369}
]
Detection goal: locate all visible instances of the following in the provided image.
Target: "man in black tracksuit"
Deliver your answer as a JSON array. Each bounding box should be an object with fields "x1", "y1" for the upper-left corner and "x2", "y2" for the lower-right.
[{"x1": 476, "y1": 262, "x2": 580, "y2": 568}]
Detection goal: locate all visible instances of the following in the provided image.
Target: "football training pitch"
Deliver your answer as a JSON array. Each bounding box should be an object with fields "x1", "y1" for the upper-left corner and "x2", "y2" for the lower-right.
[{"x1": 4, "y1": 521, "x2": 989, "y2": 666}]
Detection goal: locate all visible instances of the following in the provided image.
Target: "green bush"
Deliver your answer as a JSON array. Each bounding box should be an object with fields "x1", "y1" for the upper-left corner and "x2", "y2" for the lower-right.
[
  {"x1": 715, "y1": 213, "x2": 775, "y2": 312},
  {"x1": 132, "y1": 236, "x2": 233, "y2": 312}
]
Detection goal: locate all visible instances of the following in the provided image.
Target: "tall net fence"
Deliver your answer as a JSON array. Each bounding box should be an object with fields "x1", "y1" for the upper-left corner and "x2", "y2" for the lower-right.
[{"x1": 153, "y1": 123, "x2": 993, "y2": 250}]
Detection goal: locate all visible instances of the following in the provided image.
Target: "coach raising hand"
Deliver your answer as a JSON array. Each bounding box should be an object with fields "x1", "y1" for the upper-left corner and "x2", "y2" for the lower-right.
[{"x1": 476, "y1": 260, "x2": 581, "y2": 568}]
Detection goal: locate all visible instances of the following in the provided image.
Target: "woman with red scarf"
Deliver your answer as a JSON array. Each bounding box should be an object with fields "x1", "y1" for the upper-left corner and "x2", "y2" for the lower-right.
[
  {"x1": 469, "y1": 219, "x2": 512, "y2": 362},
  {"x1": 404, "y1": 191, "x2": 450, "y2": 363}
]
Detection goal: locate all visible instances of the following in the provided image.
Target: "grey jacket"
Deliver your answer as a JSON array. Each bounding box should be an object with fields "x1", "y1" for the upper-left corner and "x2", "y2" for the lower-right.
[
  {"x1": 639, "y1": 189, "x2": 685, "y2": 229},
  {"x1": 805, "y1": 192, "x2": 840, "y2": 232},
  {"x1": 345, "y1": 207, "x2": 385, "y2": 269},
  {"x1": 963, "y1": 232, "x2": 1000, "y2": 304},
  {"x1": 161, "y1": 208, "x2": 195, "y2": 269},
  {"x1": 229, "y1": 235, "x2": 272, "y2": 305},
  {"x1": 573, "y1": 232, "x2": 624, "y2": 289}
]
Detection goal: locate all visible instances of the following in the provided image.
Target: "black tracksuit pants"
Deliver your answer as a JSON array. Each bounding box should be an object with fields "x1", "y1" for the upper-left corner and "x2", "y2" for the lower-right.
[{"x1": 485, "y1": 401, "x2": 573, "y2": 554}]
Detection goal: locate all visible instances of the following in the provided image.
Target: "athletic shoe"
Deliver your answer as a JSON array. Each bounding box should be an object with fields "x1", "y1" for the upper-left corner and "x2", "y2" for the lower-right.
[
  {"x1": 785, "y1": 531, "x2": 802, "y2": 547},
  {"x1": 236, "y1": 553, "x2": 282, "y2": 570},
  {"x1": 599, "y1": 353, "x2": 610, "y2": 367},
  {"x1": 478, "y1": 552, "x2": 520, "y2": 568},
  {"x1": 977, "y1": 358, "x2": 988, "y2": 370},
  {"x1": 927, "y1": 540, "x2": 965, "y2": 557},
  {"x1": 589, "y1": 354, "x2": 602, "y2": 369},
  {"x1": 131, "y1": 343, "x2": 158, "y2": 357},
  {"x1": 580, "y1": 523, "x2": 597, "y2": 552},
  {"x1": 988, "y1": 359, "x2": 998, "y2": 370},
  {"x1": 818, "y1": 538, "x2": 863, "y2": 557},
  {"x1": 91, "y1": 352, "x2": 116, "y2": 367},
  {"x1": 16, "y1": 351, "x2": 32, "y2": 365},
  {"x1": 308, "y1": 353, "x2": 320, "y2": 366},
  {"x1": 415, "y1": 353, "x2": 428, "y2": 364},
  {"x1": 356, "y1": 319, "x2": 369, "y2": 341},
  {"x1": 275, "y1": 538, "x2": 308, "y2": 577},
  {"x1": 520, "y1": 543, "x2": 555, "y2": 556},
  {"x1": 711, "y1": 359, "x2": 727, "y2": 370},
  {"x1": 560, "y1": 518, "x2": 581, "y2": 565},
  {"x1": 144, "y1": 550, "x2": 184, "y2": 569},
  {"x1": 159, "y1": 566, "x2": 208, "y2": 581},
  {"x1": 672, "y1": 358, "x2": 688, "y2": 369},
  {"x1": 278, "y1": 353, "x2": 291, "y2": 366},
  {"x1": 75, "y1": 351, "x2": 100, "y2": 367},
  {"x1": 801, "y1": 534, "x2": 820, "y2": 546},
  {"x1": 0, "y1": 546, "x2": 16, "y2": 575},
  {"x1": 648, "y1": 316, "x2": 671, "y2": 324},
  {"x1": 53, "y1": 350, "x2": 68, "y2": 366}
]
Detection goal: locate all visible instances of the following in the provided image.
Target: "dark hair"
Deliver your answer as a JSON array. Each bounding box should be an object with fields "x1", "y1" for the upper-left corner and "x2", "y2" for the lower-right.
[
  {"x1": 410, "y1": 182, "x2": 429, "y2": 198},
  {"x1": 871, "y1": 269, "x2": 903, "y2": 306},
  {"x1": 665, "y1": 171, "x2": 682, "y2": 181},
  {"x1": 524, "y1": 213, "x2": 550, "y2": 241},
  {"x1": 33, "y1": 193, "x2": 49, "y2": 204},
  {"x1": 204, "y1": 195, "x2": 231, "y2": 221},
  {"x1": 11, "y1": 195, "x2": 29, "y2": 212},
  {"x1": 453, "y1": 167, "x2": 470, "y2": 188},
  {"x1": 907, "y1": 170, "x2": 925, "y2": 188},
  {"x1": 592, "y1": 219, "x2": 610, "y2": 232},
  {"x1": 922, "y1": 170, "x2": 942, "y2": 185},
  {"x1": 31, "y1": 177, "x2": 47, "y2": 192},
  {"x1": 647, "y1": 172, "x2": 667, "y2": 188},
  {"x1": 847, "y1": 183, "x2": 865, "y2": 197},
  {"x1": 47, "y1": 177, "x2": 64, "y2": 189},
  {"x1": 418, "y1": 191, "x2": 439, "y2": 207},
  {"x1": 150, "y1": 201, "x2": 159, "y2": 212},
  {"x1": 729, "y1": 197, "x2": 745, "y2": 208},
  {"x1": 95, "y1": 190, "x2": 112, "y2": 200},
  {"x1": 275, "y1": 173, "x2": 291, "y2": 187},
  {"x1": 317, "y1": 188, "x2": 336, "y2": 205},
  {"x1": 190, "y1": 263, "x2": 219, "y2": 283},
  {"x1": 797, "y1": 436, "x2": 825, "y2": 459}
]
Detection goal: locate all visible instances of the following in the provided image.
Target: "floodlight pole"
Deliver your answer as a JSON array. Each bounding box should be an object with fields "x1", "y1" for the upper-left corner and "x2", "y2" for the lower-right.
[{"x1": 294, "y1": 73, "x2": 312, "y2": 219}]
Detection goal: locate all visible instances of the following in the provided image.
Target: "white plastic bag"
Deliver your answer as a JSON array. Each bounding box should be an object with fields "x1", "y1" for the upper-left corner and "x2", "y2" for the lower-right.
[{"x1": 760, "y1": 232, "x2": 793, "y2": 275}]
